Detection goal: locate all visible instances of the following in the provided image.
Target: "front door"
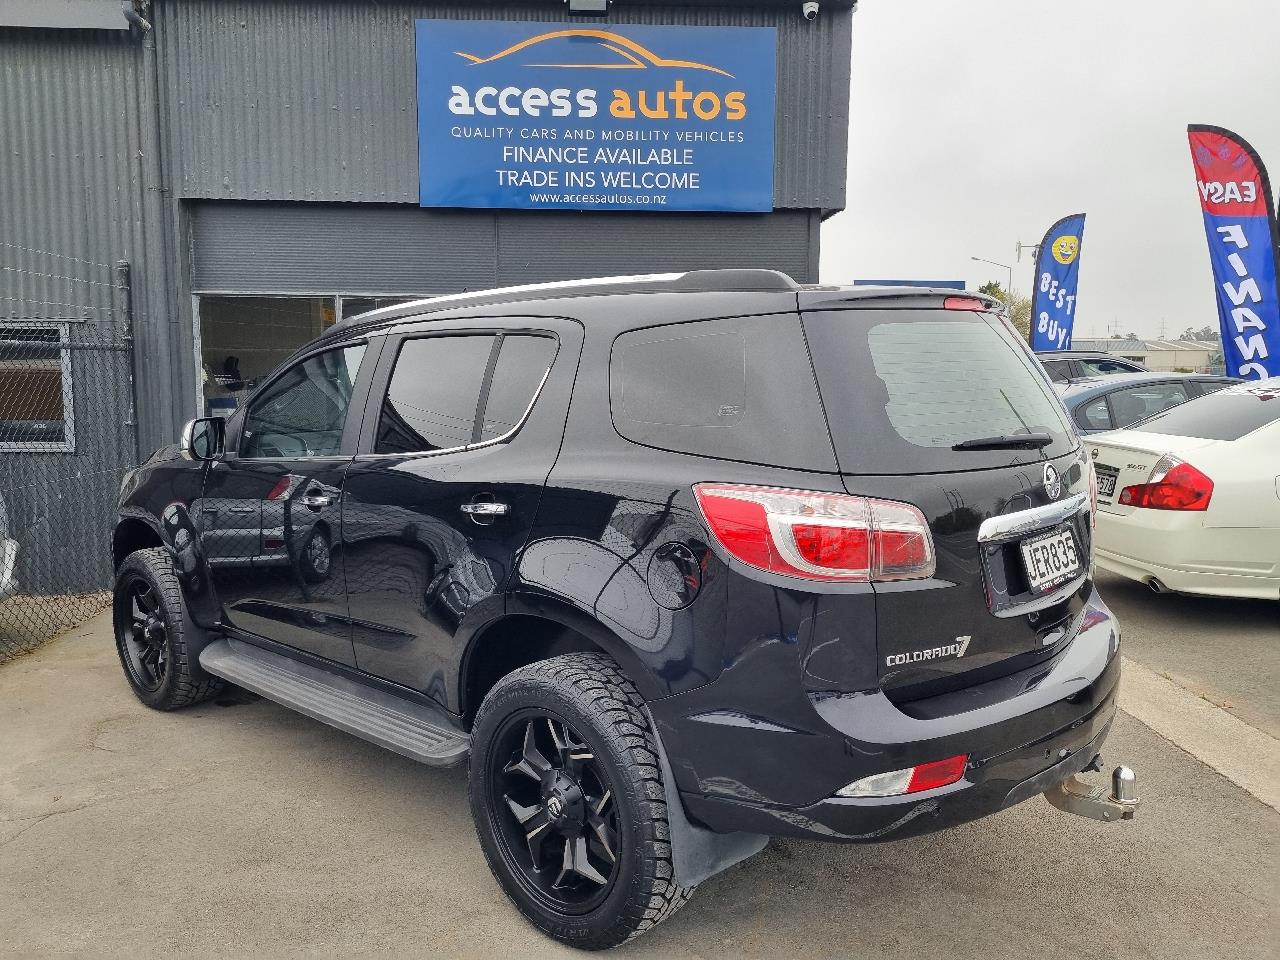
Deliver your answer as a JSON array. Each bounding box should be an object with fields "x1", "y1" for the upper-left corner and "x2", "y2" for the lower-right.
[
  {"x1": 201, "y1": 342, "x2": 371, "y2": 666},
  {"x1": 341, "y1": 322, "x2": 576, "y2": 709}
]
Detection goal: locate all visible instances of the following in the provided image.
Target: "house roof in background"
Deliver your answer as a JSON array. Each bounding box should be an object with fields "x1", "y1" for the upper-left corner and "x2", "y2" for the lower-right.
[{"x1": 1073, "y1": 338, "x2": 1220, "y2": 353}]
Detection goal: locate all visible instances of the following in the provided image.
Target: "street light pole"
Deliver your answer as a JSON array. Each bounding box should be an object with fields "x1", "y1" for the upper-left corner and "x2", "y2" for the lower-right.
[{"x1": 970, "y1": 255, "x2": 1014, "y2": 302}]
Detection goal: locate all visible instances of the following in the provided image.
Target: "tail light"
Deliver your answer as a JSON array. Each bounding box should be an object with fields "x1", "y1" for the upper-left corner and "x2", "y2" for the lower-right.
[
  {"x1": 1118, "y1": 456, "x2": 1213, "y2": 511},
  {"x1": 943, "y1": 296, "x2": 987, "y2": 311},
  {"x1": 836, "y1": 754, "x2": 969, "y2": 798},
  {"x1": 692, "y1": 484, "x2": 935, "y2": 582},
  {"x1": 266, "y1": 476, "x2": 294, "y2": 501}
]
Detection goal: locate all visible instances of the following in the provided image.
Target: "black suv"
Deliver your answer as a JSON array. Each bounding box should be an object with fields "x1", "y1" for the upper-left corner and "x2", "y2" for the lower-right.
[{"x1": 113, "y1": 270, "x2": 1137, "y2": 949}]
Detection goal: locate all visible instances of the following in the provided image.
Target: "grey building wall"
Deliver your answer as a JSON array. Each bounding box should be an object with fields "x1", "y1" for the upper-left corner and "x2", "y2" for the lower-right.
[
  {"x1": 0, "y1": 24, "x2": 168, "y2": 592},
  {"x1": 189, "y1": 202, "x2": 818, "y2": 295},
  {"x1": 0, "y1": 1, "x2": 855, "y2": 592},
  {"x1": 158, "y1": 1, "x2": 852, "y2": 211},
  {"x1": 153, "y1": 0, "x2": 853, "y2": 448}
]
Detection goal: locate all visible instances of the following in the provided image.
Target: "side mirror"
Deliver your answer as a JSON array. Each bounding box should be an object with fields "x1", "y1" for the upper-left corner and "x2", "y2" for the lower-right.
[{"x1": 181, "y1": 417, "x2": 225, "y2": 461}]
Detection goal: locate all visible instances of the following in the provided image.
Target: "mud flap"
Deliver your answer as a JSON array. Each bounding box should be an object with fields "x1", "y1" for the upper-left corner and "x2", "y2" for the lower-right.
[{"x1": 644, "y1": 706, "x2": 769, "y2": 888}]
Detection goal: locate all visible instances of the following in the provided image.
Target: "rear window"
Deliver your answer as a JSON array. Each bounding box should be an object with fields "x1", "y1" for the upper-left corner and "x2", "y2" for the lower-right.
[
  {"x1": 610, "y1": 314, "x2": 836, "y2": 472},
  {"x1": 1131, "y1": 383, "x2": 1280, "y2": 440},
  {"x1": 803, "y1": 309, "x2": 1077, "y2": 474}
]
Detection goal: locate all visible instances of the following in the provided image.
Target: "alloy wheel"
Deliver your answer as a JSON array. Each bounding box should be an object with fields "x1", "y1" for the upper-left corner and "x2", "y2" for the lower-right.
[
  {"x1": 120, "y1": 575, "x2": 168, "y2": 691},
  {"x1": 489, "y1": 712, "x2": 621, "y2": 911}
]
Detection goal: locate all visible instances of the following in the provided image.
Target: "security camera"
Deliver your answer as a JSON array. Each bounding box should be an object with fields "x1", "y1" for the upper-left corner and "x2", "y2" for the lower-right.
[{"x1": 802, "y1": 2, "x2": 819, "y2": 20}]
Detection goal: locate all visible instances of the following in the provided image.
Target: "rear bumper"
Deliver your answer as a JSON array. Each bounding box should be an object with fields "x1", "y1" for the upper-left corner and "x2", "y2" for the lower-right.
[
  {"x1": 1096, "y1": 546, "x2": 1280, "y2": 600},
  {"x1": 683, "y1": 673, "x2": 1117, "y2": 841},
  {"x1": 1095, "y1": 510, "x2": 1279, "y2": 599},
  {"x1": 654, "y1": 586, "x2": 1122, "y2": 843}
]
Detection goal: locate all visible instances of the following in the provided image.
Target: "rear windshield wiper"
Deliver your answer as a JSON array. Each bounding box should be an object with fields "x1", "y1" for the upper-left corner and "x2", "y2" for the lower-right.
[{"x1": 951, "y1": 432, "x2": 1053, "y2": 451}]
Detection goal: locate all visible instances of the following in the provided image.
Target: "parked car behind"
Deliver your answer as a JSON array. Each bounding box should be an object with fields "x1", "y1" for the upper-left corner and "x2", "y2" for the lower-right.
[
  {"x1": 1056, "y1": 372, "x2": 1239, "y2": 434},
  {"x1": 0, "y1": 493, "x2": 18, "y2": 603},
  {"x1": 1087, "y1": 378, "x2": 1280, "y2": 599},
  {"x1": 1037, "y1": 350, "x2": 1147, "y2": 383}
]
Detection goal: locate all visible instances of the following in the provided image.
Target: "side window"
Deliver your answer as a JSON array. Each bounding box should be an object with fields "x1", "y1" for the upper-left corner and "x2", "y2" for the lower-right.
[
  {"x1": 611, "y1": 314, "x2": 836, "y2": 472},
  {"x1": 241, "y1": 344, "x2": 366, "y2": 458},
  {"x1": 376, "y1": 336, "x2": 493, "y2": 454},
  {"x1": 1076, "y1": 396, "x2": 1113, "y2": 431},
  {"x1": 1188, "y1": 379, "x2": 1233, "y2": 397},
  {"x1": 1107, "y1": 382, "x2": 1190, "y2": 428},
  {"x1": 0, "y1": 323, "x2": 74, "y2": 452},
  {"x1": 1042, "y1": 360, "x2": 1072, "y2": 382},
  {"x1": 1078, "y1": 358, "x2": 1139, "y2": 376},
  {"x1": 375, "y1": 334, "x2": 558, "y2": 454},
  {"x1": 479, "y1": 336, "x2": 558, "y2": 442}
]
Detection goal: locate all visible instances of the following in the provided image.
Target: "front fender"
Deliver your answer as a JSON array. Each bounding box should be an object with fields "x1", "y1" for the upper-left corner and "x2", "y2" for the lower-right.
[{"x1": 117, "y1": 503, "x2": 221, "y2": 631}]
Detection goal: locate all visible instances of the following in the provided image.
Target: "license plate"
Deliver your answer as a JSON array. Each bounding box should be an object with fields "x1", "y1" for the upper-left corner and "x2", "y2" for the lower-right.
[
  {"x1": 1019, "y1": 527, "x2": 1081, "y2": 594},
  {"x1": 1095, "y1": 464, "x2": 1119, "y2": 501}
]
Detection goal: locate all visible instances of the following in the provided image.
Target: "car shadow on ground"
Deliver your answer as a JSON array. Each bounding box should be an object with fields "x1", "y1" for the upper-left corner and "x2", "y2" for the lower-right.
[{"x1": 178, "y1": 696, "x2": 1277, "y2": 960}]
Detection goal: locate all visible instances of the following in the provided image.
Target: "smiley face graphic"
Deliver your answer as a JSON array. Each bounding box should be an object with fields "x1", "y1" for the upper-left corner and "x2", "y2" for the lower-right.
[{"x1": 1052, "y1": 235, "x2": 1080, "y2": 265}]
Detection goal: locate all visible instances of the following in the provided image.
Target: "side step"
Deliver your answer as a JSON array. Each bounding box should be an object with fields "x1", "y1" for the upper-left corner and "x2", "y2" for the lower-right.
[{"x1": 199, "y1": 638, "x2": 470, "y2": 767}]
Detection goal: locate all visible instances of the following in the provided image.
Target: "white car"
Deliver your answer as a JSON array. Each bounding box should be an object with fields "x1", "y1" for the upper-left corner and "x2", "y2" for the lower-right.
[{"x1": 1085, "y1": 377, "x2": 1280, "y2": 600}]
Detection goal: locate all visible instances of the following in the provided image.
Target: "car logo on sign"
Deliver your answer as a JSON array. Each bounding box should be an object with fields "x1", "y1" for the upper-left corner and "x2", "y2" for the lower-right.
[{"x1": 1043, "y1": 463, "x2": 1062, "y2": 500}]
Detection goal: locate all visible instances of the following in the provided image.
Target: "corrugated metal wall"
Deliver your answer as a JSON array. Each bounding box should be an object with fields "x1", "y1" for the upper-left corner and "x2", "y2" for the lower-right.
[
  {"x1": 189, "y1": 201, "x2": 818, "y2": 293},
  {"x1": 157, "y1": 0, "x2": 851, "y2": 211},
  {"x1": 0, "y1": 26, "x2": 162, "y2": 597}
]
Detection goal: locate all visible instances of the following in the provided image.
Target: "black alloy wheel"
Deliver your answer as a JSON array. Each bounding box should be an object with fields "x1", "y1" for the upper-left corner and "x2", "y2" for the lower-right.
[
  {"x1": 489, "y1": 711, "x2": 621, "y2": 911},
  {"x1": 112, "y1": 548, "x2": 223, "y2": 711},
  {"x1": 118, "y1": 573, "x2": 169, "y2": 691},
  {"x1": 469, "y1": 653, "x2": 695, "y2": 949}
]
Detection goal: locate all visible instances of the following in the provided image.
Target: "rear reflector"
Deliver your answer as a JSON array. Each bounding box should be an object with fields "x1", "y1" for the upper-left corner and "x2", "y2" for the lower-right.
[
  {"x1": 692, "y1": 484, "x2": 935, "y2": 582},
  {"x1": 943, "y1": 296, "x2": 987, "y2": 311},
  {"x1": 1118, "y1": 456, "x2": 1213, "y2": 511},
  {"x1": 836, "y1": 754, "x2": 969, "y2": 798}
]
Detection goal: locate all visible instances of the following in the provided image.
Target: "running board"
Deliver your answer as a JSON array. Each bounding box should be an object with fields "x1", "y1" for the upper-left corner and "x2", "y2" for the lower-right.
[{"x1": 199, "y1": 638, "x2": 470, "y2": 767}]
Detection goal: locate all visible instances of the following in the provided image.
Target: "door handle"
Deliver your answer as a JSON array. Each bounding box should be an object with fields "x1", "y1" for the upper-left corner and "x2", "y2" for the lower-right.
[
  {"x1": 300, "y1": 492, "x2": 336, "y2": 510},
  {"x1": 226, "y1": 505, "x2": 256, "y2": 515},
  {"x1": 460, "y1": 501, "x2": 510, "y2": 517}
]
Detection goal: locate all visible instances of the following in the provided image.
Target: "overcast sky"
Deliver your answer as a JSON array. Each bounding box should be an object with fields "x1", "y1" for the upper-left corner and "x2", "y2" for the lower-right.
[{"x1": 818, "y1": 0, "x2": 1280, "y2": 340}]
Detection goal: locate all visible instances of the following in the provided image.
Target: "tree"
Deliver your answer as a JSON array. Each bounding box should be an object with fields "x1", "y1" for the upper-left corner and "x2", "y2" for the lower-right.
[
  {"x1": 1178, "y1": 324, "x2": 1219, "y2": 342},
  {"x1": 977, "y1": 282, "x2": 1032, "y2": 341}
]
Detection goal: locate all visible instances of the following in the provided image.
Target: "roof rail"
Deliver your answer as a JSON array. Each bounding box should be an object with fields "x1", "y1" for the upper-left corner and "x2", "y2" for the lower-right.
[{"x1": 334, "y1": 268, "x2": 800, "y2": 328}]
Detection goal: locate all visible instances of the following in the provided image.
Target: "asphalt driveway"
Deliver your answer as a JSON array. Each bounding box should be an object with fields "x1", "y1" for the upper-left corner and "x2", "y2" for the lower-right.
[{"x1": 1, "y1": 611, "x2": 1276, "y2": 959}]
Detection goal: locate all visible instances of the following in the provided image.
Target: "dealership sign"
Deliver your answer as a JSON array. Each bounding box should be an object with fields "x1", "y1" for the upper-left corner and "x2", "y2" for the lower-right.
[
  {"x1": 415, "y1": 21, "x2": 776, "y2": 212},
  {"x1": 1187, "y1": 125, "x2": 1280, "y2": 379}
]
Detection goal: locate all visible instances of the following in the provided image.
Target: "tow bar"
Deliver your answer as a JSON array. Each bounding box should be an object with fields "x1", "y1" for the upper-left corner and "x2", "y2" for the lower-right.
[{"x1": 1045, "y1": 761, "x2": 1140, "y2": 822}]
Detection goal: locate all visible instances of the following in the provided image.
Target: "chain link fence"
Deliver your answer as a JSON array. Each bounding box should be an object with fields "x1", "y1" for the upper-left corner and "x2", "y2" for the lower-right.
[{"x1": 0, "y1": 243, "x2": 138, "y2": 662}]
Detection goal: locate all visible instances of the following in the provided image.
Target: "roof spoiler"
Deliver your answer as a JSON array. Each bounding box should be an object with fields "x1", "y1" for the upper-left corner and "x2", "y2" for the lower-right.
[{"x1": 671, "y1": 269, "x2": 799, "y2": 292}]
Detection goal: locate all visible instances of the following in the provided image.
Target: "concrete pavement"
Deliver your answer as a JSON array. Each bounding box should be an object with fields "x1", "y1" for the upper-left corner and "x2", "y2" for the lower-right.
[
  {"x1": 1096, "y1": 569, "x2": 1279, "y2": 738},
  {"x1": 1, "y1": 611, "x2": 1277, "y2": 959}
]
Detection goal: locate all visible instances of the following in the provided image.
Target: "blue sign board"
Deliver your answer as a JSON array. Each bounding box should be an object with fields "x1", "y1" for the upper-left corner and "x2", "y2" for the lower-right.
[
  {"x1": 1031, "y1": 213, "x2": 1086, "y2": 351},
  {"x1": 415, "y1": 21, "x2": 776, "y2": 212}
]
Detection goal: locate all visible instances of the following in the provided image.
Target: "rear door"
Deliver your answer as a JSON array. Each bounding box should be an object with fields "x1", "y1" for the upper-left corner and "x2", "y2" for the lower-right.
[
  {"x1": 802, "y1": 305, "x2": 1090, "y2": 698},
  {"x1": 341, "y1": 319, "x2": 578, "y2": 707}
]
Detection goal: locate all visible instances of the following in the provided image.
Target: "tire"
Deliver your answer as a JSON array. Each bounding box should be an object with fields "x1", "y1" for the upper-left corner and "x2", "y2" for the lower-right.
[
  {"x1": 469, "y1": 653, "x2": 695, "y2": 950},
  {"x1": 112, "y1": 547, "x2": 224, "y2": 711},
  {"x1": 298, "y1": 526, "x2": 331, "y2": 584}
]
